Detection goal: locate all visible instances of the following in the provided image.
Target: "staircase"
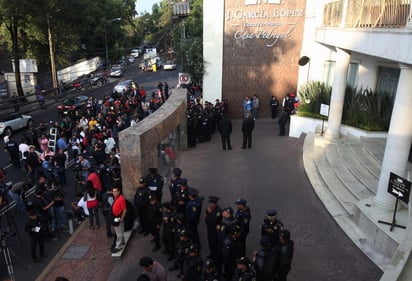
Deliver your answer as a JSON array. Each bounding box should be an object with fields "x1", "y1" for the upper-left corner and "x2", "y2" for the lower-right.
[{"x1": 303, "y1": 132, "x2": 411, "y2": 271}]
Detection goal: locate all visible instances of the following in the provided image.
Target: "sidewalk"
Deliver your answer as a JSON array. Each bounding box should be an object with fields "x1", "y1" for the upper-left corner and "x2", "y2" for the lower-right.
[{"x1": 38, "y1": 118, "x2": 382, "y2": 281}]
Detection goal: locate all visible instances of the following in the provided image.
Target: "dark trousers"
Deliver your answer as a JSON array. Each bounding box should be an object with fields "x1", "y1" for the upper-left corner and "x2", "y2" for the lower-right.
[
  {"x1": 149, "y1": 224, "x2": 160, "y2": 246},
  {"x1": 278, "y1": 112, "x2": 290, "y2": 136},
  {"x1": 207, "y1": 229, "x2": 219, "y2": 261},
  {"x1": 220, "y1": 134, "x2": 232, "y2": 150},
  {"x1": 30, "y1": 236, "x2": 45, "y2": 259},
  {"x1": 242, "y1": 132, "x2": 252, "y2": 148}
]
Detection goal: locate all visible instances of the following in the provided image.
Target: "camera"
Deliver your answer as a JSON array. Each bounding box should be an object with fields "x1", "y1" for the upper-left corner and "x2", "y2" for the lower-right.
[{"x1": 72, "y1": 163, "x2": 82, "y2": 172}]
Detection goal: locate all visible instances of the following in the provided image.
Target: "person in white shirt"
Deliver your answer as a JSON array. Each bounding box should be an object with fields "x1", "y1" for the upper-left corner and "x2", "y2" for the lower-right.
[
  {"x1": 19, "y1": 139, "x2": 30, "y2": 160},
  {"x1": 71, "y1": 192, "x2": 89, "y2": 223}
]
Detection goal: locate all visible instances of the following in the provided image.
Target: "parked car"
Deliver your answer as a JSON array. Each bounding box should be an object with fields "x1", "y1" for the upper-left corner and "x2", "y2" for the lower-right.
[
  {"x1": 109, "y1": 65, "x2": 125, "y2": 77},
  {"x1": 127, "y1": 55, "x2": 135, "y2": 64},
  {"x1": 130, "y1": 49, "x2": 140, "y2": 58},
  {"x1": 112, "y1": 79, "x2": 136, "y2": 96},
  {"x1": 57, "y1": 95, "x2": 89, "y2": 116},
  {"x1": 163, "y1": 60, "x2": 177, "y2": 71},
  {"x1": 0, "y1": 113, "x2": 33, "y2": 136}
]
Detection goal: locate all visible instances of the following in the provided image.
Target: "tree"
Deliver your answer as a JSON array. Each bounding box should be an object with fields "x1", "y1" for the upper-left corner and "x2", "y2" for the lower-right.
[{"x1": 0, "y1": 0, "x2": 30, "y2": 97}]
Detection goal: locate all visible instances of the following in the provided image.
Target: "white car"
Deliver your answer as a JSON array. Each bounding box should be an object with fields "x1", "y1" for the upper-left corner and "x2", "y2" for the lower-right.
[
  {"x1": 109, "y1": 65, "x2": 125, "y2": 77},
  {"x1": 127, "y1": 55, "x2": 135, "y2": 63},
  {"x1": 0, "y1": 113, "x2": 34, "y2": 136},
  {"x1": 130, "y1": 49, "x2": 140, "y2": 58},
  {"x1": 163, "y1": 60, "x2": 177, "y2": 71}
]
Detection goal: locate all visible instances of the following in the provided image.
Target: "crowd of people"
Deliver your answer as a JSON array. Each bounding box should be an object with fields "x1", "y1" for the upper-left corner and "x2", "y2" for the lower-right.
[{"x1": 132, "y1": 167, "x2": 294, "y2": 281}]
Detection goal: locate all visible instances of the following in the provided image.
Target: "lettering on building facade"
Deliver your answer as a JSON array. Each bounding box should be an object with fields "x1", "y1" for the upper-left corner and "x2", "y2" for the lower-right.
[{"x1": 226, "y1": 2, "x2": 304, "y2": 48}]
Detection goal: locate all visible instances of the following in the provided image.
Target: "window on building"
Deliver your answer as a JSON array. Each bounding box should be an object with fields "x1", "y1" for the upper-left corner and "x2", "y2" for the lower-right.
[
  {"x1": 323, "y1": 60, "x2": 335, "y2": 86},
  {"x1": 376, "y1": 66, "x2": 400, "y2": 96},
  {"x1": 347, "y1": 62, "x2": 358, "y2": 88}
]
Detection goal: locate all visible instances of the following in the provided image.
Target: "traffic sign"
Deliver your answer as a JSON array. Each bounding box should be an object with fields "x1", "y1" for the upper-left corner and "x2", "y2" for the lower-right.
[{"x1": 387, "y1": 172, "x2": 411, "y2": 204}]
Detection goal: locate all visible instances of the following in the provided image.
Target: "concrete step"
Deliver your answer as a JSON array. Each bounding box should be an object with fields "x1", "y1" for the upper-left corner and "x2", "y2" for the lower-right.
[
  {"x1": 360, "y1": 137, "x2": 386, "y2": 163},
  {"x1": 303, "y1": 133, "x2": 348, "y2": 218},
  {"x1": 325, "y1": 141, "x2": 374, "y2": 200},
  {"x1": 347, "y1": 135, "x2": 382, "y2": 178},
  {"x1": 336, "y1": 138, "x2": 378, "y2": 193},
  {"x1": 312, "y1": 136, "x2": 357, "y2": 216}
]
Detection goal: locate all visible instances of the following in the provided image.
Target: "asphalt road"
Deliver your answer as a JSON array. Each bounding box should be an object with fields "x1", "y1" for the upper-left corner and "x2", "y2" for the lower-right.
[{"x1": 0, "y1": 62, "x2": 180, "y2": 281}]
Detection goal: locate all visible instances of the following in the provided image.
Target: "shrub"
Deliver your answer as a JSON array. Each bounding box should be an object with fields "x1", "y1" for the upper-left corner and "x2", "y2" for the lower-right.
[{"x1": 298, "y1": 82, "x2": 394, "y2": 131}]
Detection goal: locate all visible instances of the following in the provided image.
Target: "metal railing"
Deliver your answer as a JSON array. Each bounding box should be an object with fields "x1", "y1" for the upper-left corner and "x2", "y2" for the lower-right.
[{"x1": 323, "y1": 0, "x2": 412, "y2": 28}]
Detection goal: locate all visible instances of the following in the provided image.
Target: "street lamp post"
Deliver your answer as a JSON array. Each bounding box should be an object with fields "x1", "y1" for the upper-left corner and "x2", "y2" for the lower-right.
[{"x1": 105, "y1": 17, "x2": 121, "y2": 66}]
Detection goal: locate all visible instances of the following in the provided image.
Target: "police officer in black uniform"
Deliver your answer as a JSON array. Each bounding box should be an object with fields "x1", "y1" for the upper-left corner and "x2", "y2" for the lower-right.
[
  {"x1": 233, "y1": 257, "x2": 256, "y2": 281},
  {"x1": 4, "y1": 135, "x2": 21, "y2": 169},
  {"x1": 276, "y1": 230, "x2": 294, "y2": 281},
  {"x1": 134, "y1": 177, "x2": 150, "y2": 235},
  {"x1": 162, "y1": 202, "x2": 177, "y2": 260},
  {"x1": 146, "y1": 193, "x2": 163, "y2": 252},
  {"x1": 222, "y1": 224, "x2": 243, "y2": 281},
  {"x1": 205, "y1": 196, "x2": 222, "y2": 262},
  {"x1": 169, "y1": 228, "x2": 193, "y2": 274},
  {"x1": 261, "y1": 209, "x2": 284, "y2": 247},
  {"x1": 253, "y1": 236, "x2": 277, "y2": 281},
  {"x1": 186, "y1": 188, "x2": 204, "y2": 246},
  {"x1": 203, "y1": 258, "x2": 223, "y2": 281},
  {"x1": 169, "y1": 168, "x2": 186, "y2": 207},
  {"x1": 215, "y1": 207, "x2": 236, "y2": 272},
  {"x1": 182, "y1": 243, "x2": 203, "y2": 281},
  {"x1": 146, "y1": 168, "x2": 164, "y2": 202},
  {"x1": 175, "y1": 179, "x2": 190, "y2": 214},
  {"x1": 234, "y1": 198, "x2": 251, "y2": 256}
]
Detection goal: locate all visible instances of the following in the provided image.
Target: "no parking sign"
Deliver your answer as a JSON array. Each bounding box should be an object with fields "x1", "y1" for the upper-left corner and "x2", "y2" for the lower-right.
[{"x1": 178, "y1": 73, "x2": 191, "y2": 87}]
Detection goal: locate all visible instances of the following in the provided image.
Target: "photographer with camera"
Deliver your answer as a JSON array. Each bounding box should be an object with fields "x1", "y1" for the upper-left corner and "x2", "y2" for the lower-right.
[{"x1": 24, "y1": 206, "x2": 48, "y2": 263}]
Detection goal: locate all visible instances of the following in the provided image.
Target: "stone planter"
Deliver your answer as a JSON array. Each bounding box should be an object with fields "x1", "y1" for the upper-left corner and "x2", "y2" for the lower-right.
[{"x1": 289, "y1": 115, "x2": 387, "y2": 138}]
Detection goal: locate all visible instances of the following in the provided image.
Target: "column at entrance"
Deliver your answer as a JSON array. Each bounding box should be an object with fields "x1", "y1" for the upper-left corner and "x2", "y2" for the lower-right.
[
  {"x1": 325, "y1": 48, "x2": 351, "y2": 139},
  {"x1": 375, "y1": 64, "x2": 412, "y2": 208}
]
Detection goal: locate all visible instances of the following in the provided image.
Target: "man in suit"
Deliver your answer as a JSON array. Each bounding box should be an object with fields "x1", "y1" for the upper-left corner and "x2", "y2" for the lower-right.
[
  {"x1": 241, "y1": 112, "x2": 254, "y2": 149},
  {"x1": 218, "y1": 114, "x2": 233, "y2": 150}
]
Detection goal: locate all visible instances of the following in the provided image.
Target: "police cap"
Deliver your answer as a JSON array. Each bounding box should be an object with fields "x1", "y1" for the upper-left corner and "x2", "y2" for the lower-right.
[
  {"x1": 188, "y1": 188, "x2": 199, "y2": 197},
  {"x1": 175, "y1": 213, "x2": 186, "y2": 222},
  {"x1": 235, "y1": 198, "x2": 247, "y2": 206},
  {"x1": 178, "y1": 227, "x2": 189, "y2": 237},
  {"x1": 180, "y1": 178, "x2": 188, "y2": 186},
  {"x1": 223, "y1": 206, "x2": 233, "y2": 214},
  {"x1": 208, "y1": 196, "x2": 219, "y2": 204},
  {"x1": 173, "y1": 168, "x2": 182, "y2": 177},
  {"x1": 189, "y1": 243, "x2": 201, "y2": 253},
  {"x1": 205, "y1": 258, "x2": 215, "y2": 269},
  {"x1": 265, "y1": 209, "x2": 278, "y2": 221},
  {"x1": 235, "y1": 257, "x2": 251, "y2": 266}
]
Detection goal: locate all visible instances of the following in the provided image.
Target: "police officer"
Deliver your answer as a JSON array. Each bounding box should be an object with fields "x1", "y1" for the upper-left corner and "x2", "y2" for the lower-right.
[
  {"x1": 146, "y1": 193, "x2": 163, "y2": 252},
  {"x1": 253, "y1": 236, "x2": 277, "y2": 281},
  {"x1": 205, "y1": 196, "x2": 222, "y2": 262},
  {"x1": 134, "y1": 177, "x2": 150, "y2": 235},
  {"x1": 233, "y1": 257, "x2": 256, "y2": 281},
  {"x1": 222, "y1": 224, "x2": 243, "y2": 281},
  {"x1": 175, "y1": 179, "x2": 190, "y2": 214},
  {"x1": 234, "y1": 198, "x2": 251, "y2": 256},
  {"x1": 146, "y1": 168, "x2": 164, "y2": 202},
  {"x1": 261, "y1": 209, "x2": 284, "y2": 247},
  {"x1": 182, "y1": 243, "x2": 203, "y2": 281},
  {"x1": 202, "y1": 258, "x2": 223, "y2": 281},
  {"x1": 4, "y1": 135, "x2": 21, "y2": 169},
  {"x1": 169, "y1": 228, "x2": 193, "y2": 274},
  {"x1": 162, "y1": 202, "x2": 177, "y2": 260},
  {"x1": 186, "y1": 188, "x2": 204, "y2": 246},
  {"x1": 216, "y1": 207, "x2": 235, "y2": 272},
  {"x1": 276, "y1": 230, "x2": 294, "y2": 281},
  {"x1": 169, "y1": 168, "x2": 186, "y2": 206}
]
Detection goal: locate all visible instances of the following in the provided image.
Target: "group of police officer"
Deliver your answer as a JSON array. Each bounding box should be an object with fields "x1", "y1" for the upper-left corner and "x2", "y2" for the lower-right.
[
  {"x1": 186, "y1": 99, "x2": 229, "y2": 148},
  {"x1": 134, "y1": 167, "x2": 294, "y2": 281}
]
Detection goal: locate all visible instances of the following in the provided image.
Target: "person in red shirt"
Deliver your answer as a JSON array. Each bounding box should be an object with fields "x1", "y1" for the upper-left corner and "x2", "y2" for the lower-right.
[
  {"x1": 111, "y1": 186, "x2": 127, "y2": 253},
  {"x1": 87, "y1": 168, "x2": 102, "y2": 193}
]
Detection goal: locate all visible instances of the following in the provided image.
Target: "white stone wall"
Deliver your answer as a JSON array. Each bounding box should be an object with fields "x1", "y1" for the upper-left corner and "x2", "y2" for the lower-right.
[{"x1": 203, "y1": 0, "x2": 224, "y2": 105}]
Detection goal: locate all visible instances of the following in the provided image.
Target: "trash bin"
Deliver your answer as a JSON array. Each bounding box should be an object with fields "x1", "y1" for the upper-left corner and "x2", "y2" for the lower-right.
[{"x1": 152, "y1": 63, "x2": 157, "y2": 72}]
